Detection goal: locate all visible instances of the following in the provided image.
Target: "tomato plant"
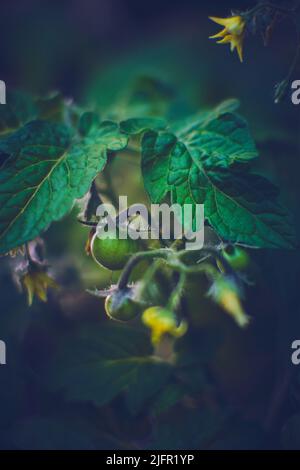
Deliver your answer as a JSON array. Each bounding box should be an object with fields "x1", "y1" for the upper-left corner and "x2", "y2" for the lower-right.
[{"x1": 0, "y1": 0, "x2": 299, "y2": 452}]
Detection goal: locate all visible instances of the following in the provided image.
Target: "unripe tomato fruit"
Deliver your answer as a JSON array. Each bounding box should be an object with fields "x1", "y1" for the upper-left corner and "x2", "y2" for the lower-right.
[
  {"x1": 219, "y1": 246, "x2": 250, "y2": 271},
  {"x1": 105, "y1": 287, "x2": 141, "y2": 321},
  {"x1": 91, "y1": 229, "x2": 141, "y2": 271}
]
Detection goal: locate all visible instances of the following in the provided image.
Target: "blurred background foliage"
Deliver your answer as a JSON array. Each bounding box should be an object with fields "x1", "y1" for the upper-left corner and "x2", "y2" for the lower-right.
[{"x1": 0, "y1": 0, "x2": 300, "y2": 450}]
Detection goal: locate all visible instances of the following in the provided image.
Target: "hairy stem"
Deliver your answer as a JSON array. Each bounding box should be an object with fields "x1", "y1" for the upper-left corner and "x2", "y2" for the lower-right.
[{"x1": 117, "y1": 249, "x2": 172, "y2": 289}]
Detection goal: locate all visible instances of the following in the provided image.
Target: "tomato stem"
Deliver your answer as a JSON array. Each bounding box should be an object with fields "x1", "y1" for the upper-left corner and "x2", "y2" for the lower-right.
[
  {"x1": 167, "y1": 271, "x2": 187, "y2": 313},
  {"x1": 117, "y1": 249, "x2": 172, "y2": 289}
]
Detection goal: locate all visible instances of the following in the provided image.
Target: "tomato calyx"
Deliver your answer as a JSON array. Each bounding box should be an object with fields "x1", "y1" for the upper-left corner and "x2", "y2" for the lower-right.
[
  {"x1": 105, "y1": 285, "x2": 145, "y2": 321},
  {"x1": 88, "y1": 283, "x2": 146, "y2": 322},
  {"x1": 218, "y1": 245, "x2": 250, "y2": 272}
]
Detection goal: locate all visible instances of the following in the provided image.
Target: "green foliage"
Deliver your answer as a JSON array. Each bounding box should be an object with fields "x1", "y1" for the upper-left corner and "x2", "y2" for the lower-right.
[
  {"x1": 0, "y1": 90, "x2": 295, "y2": 252},
  {"x1": 120, "y1": 117, "x2": 166, "y2": 135},
  {"x1": 149, "y1": 383, "x2": 186, "y2": 417},
  {"x1": 0, "y1": 91, "x2": 38, "y2": 138},
  {"x1": 44, "y1": 324, "x2": 172, "y2": 412},
  {"x1": 141, "y1": 102, "x2": 295, "y2": 248},
  {"x1": 0, "y1": 119, "x2": 127, "y2": 254},
  {"x1": 78, "y1": 111, "x2": 100, "y2": 136},
  {"x1": 0, "y1": 91, "x2": 64, "y2": 145},
  {"x1": 171, "y1": 100, "x2": 256, "y2": 164}
]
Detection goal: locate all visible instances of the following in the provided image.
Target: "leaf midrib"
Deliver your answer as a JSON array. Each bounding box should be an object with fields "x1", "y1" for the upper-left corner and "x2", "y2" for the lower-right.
[
  {"x1": 0, "y1": 143, "x2": 69, "y2": 244},
  {"x1": 186, "y1": 144, "x2": 287, "y2": 246}
]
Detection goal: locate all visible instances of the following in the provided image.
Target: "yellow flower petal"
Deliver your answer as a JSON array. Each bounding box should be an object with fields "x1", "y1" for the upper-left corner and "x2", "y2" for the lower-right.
[
  {"x1": 209, "y1": 28, "x2": 227, "y2": 39},
  {"x1": 142, "y1": 307, "x2": 187, "y2": 345},
  {"x1": 35, "y1": 282, "x2": 48, "y2": 302},
  {"x1": 209, "y1": 16, "x2": 231, "y2": 27},
  {"x1": 38, "y1": 272, "x2": 59, "y2": 290},
  {"x1": 217, "y1": 34, "x2": 233, "y2": 44},
  {"x1": 210, "y1": 16, "x2": 244, "y2": 33},
  {"x1": 22, "y1": 274, "x2": 35, "y2": 306},
  {"x1": 21, "y1": 270, "x2": 58, "y2": 305},
  {"x1": 173, "y1": 320, "x2": 188, "y2": 338},
  {"x1": 220, "y1": 290, "x2": 250, "y2": 327},
  {"x1": 236, "y1": 41, "x2": 243, "y2": 62},
  {"x1": 209, "y1": 15, "x2": 245, "y2": 62},
  {"x1": 209, "y1": 277, "x2": 250, "y2": 328},
  {"x1": 151, "y1": 330, "x2": 162, "y2": 346}
]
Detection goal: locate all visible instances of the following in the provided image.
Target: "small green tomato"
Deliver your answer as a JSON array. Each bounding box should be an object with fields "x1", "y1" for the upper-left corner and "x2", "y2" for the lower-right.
[
  {"x1": 219, "y1": 246, "x2": 250, "y2": 271},
  {"x1": 91, "y1": 229, "x2": 141, "y2": 271},
  {"x1": 105, "y1": 287, "x2": 141, "y2": 322}
]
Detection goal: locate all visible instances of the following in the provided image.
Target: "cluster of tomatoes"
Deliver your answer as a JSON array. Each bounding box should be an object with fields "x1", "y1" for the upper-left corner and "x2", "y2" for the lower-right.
[{"x1": 89, "y1": 230, "x2": 250, "y2": 332}]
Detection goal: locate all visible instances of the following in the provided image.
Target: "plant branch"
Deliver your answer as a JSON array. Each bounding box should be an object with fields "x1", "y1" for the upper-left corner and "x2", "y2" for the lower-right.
[
  {"x1": 245, "y1": 1, "x2": 300, "y2": 18},
  {"x1": 117, "y1": 249, "x2": 172, "y2": 289},
  {"x1": 167, "y1": 271, "x2": 187, "y2": 312}
]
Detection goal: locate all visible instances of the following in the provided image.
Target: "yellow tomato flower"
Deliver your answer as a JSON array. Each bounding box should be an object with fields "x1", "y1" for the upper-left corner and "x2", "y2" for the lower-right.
[
  {"x1": 209, "y1": 277, "x2": 250, "y2": 328},
  {"x1": 22, "y1": 270, "x2": 59, "y2": 306},
  {"x1": 209, "y1": 15, "x2": 245, "y2": 62},
  {"x1": 142, "y1": 306, "x2": 188, "y2": 345}
]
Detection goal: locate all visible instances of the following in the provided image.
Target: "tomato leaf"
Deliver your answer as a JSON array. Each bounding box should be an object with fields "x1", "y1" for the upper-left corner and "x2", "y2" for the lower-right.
[
  {"x1": 120, "y1": 117, "x2": 166, "y2": 135},
  {"x1": 0, "y1": 91, "x2": 65, "y2": 148},
  {"x1": 0, "y1": 91, "x2": 38, "y2": 139},
  {"x1": 141, "y1": 103, "x2": 296, "y2": 248},
  {"x1": 0, "y1": 119, "x2": 128, "y2": 253},
  {"x1": 78, "y1": 111, "x2": 100, "y2": 136},
  {"x1": 44, "y1": 324, "x2": 172, "y2": 410}
]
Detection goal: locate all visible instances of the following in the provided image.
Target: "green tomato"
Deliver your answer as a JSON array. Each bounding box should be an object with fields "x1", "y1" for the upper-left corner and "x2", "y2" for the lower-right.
[
  {"x1": 91, "y1": 229, "x2": 141, "y2": 270},
  {"x1": 105, "y1": 287, "x2": 141, "y2": 321},
  {"x1": 221, "y1": 246, "x2": 250, "y2": 271}
]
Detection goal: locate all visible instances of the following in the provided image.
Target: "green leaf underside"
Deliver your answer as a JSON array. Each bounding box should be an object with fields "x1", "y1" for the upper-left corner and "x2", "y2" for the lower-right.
[
  {"x1": 174, "y1": 109, "x2": 258, "y2": 165},
  {"x1": 170, "y1": 98, "x2": 240, "y2": 136},
  {"x1": 45, "y1": 324, "x2": 172, "y2": 410},
  {"x1": 0, "y1": 91, "x2": 64, "y2": 147},
  {"x1": 0, "y1": 96, "x2": 295, "y2": 251},
  {"x1": 150, "y1": 383, "x2": 185, "y2": 417},
  {"x1": 0, "y1": 119, "x2": 128, "y2": 254},
  {"x1": 141, "y1": 118, "x2": 295, "y2": 248},
  {"x1": 120, "y1": 117, "x2": 166, "y2": 135},
  {"x1": 78, "y1": 111, "x2": 100, "y2": 136},
  {"x1": 0, "y1": 91, "x2": 37, "y2": 139}
]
